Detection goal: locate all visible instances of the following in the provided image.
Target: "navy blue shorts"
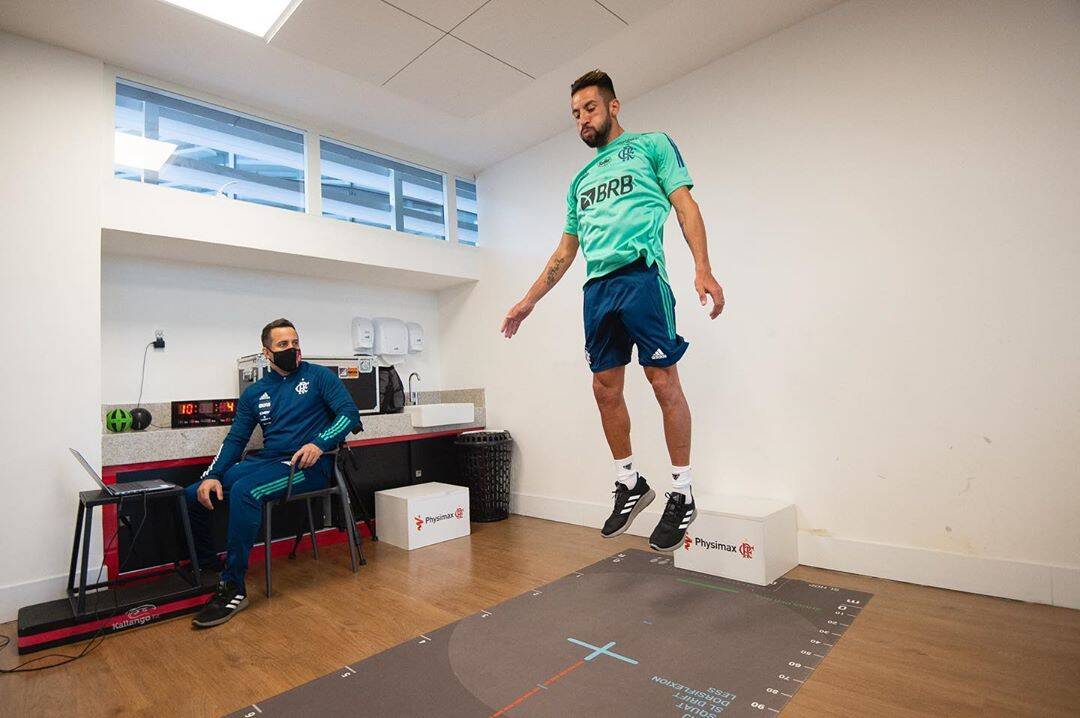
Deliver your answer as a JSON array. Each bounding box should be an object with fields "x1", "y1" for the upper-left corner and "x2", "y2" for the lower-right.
[{"x1": 583, "y1": 257, "x2": 689, "y2": 373}]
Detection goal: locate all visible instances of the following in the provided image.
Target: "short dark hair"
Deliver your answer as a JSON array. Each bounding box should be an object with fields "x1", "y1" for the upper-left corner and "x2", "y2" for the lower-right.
[
  {"x1": 261, "y1": 318, "x2": 296, "y2": 348},
  {"x1": 571, "y1": 70, "x2": 616, "y2": 101}
]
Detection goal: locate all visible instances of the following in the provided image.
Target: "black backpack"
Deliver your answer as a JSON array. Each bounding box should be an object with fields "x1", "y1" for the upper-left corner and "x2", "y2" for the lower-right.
[{"x1": 378, "y1": 365, "x2": 406, "y2": 414}]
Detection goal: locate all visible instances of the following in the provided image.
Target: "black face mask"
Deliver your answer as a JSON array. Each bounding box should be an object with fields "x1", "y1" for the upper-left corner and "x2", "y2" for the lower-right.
[{"x1": 271, "y1": 347, "x2": 300, "y2": 373}]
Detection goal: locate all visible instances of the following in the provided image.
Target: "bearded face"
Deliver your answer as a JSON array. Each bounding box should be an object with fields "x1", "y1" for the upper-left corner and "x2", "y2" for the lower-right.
[
  {"x1": 580, "y1": 106, "x2": 613, "y2": 148},
  {"x1": 572, "y1": 87, "x2": 617, "y2": 148}
]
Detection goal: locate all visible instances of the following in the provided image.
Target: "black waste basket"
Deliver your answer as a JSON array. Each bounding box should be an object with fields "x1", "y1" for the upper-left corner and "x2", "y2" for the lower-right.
[{"x1": 455, "y1": 430, "x2": 512, "y2": 522}]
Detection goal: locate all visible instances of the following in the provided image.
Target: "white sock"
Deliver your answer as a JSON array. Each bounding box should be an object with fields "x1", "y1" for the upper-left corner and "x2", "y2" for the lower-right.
[
  {"x1": 614, "y1": 455, "x2": 638, "y2": 489},
  {"x1": 671, "y1": 465, "x2": 692, "y2": 499}
]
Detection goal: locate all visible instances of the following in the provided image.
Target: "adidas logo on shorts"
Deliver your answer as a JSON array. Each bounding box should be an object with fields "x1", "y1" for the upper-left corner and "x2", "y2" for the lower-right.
[{"x1": 651, "y1": 348, "x2": 667, "y2": 360}]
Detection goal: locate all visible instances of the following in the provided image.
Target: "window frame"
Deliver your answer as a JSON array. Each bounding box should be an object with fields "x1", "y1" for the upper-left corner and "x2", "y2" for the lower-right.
[
  {"x1": 319, "y1": 135, "x2": 449, "y2": 241},
  {"x1": 113, "y1": 77, "x2": 308, "y2": 212},
  {"x1": 454, "y1": 177, "x2": 479, "y2": 247}
]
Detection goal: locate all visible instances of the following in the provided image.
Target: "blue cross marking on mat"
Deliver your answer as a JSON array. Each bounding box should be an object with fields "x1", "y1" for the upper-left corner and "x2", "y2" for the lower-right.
[{"x1": 567, "y1": 638, "x2": 638, "y2": 665}]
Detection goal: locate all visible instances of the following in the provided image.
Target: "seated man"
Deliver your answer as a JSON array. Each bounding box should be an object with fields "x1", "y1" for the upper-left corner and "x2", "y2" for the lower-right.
[{"x1": 188, "y1": 318, "x2": 361, "y2": 628}]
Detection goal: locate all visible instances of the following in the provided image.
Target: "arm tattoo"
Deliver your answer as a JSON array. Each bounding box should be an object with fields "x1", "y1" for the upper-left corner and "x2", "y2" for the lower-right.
[{"x1": 546, "y1": 257, "x2": 565, "y2": 286}]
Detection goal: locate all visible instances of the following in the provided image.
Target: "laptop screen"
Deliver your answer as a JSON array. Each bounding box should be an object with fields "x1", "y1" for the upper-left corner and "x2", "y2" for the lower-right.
[{"x1": 69, "y1": 448, "x2": 109, "y2": 492}]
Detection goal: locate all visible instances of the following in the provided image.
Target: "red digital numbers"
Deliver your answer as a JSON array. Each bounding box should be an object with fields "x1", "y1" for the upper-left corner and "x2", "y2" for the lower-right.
[{"x1": 172, "y1": 399, "x2": 236, "y2": 428}]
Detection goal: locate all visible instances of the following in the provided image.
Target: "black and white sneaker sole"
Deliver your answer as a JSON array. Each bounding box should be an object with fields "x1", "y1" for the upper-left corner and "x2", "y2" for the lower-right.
[
  {"x1": 649, "y1": 507, "x2": 697, "y2": 552},
  {"x1": 601, "y1": 488, "x2": 656, "y2": 538},
  {"x1": 191, "y1": 596, "x2": 249, "y2": 628}
]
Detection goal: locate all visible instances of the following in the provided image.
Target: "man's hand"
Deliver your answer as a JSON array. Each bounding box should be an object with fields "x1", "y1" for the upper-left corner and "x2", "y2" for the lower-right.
[
  {"x1": 695, "y1": 269, "x2": 725, "y2": 319},
  {"x1": 291, "y1": 443, "x2": 324, "y2": 469},
  {"x1": 500, "y1": 298, "x2": 536, "y2": 339},
  {"x1": 196, "y1": 478, "x2": 224, "y2": 510}
]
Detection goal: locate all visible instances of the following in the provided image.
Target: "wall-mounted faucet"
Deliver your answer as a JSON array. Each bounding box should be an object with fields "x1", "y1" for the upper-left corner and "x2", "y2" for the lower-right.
[{"x1": 408, "y1": 372, "x2": 420, "y2": 406}]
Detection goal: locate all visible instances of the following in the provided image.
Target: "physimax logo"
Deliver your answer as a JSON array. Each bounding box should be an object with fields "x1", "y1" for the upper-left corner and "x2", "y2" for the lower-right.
[
  {"x1": 684, "y1": 534, "x2": 755, "y2": 559},
  {"x1": 414, "y1": 507, "x2": 466, "y2": 531},
  {"x1": 579, "y1": 175, "x2": 633, "y2": 211}
]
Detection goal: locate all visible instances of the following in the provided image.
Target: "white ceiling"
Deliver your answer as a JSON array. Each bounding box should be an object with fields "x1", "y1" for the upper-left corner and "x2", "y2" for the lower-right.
[{"x1": 0, "y1": 0, "x2": 845, "y2": 174}]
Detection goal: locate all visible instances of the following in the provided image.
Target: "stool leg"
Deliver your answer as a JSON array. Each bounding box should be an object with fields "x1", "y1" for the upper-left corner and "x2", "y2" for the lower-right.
[
  {"x1": 67, "y1": 502, "x2": 85, "y2": 595},
  {"x1": 264, "y1": 502, "x2": 273, "y2": 598},
  {"x1": 306, "y1": 498, "x2": 319, "y2": 560},
  {"x1": 77, "y1": 506, "x2": 94, "y2": 615},
  {"x1": 176, "y1": 494, "x2": 201, "y2": 586}
]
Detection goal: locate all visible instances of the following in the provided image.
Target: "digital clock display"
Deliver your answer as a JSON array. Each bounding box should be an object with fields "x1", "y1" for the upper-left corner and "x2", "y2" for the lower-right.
[{"x1": 171, "y1": 399, "x2": 238, "y2": 428}]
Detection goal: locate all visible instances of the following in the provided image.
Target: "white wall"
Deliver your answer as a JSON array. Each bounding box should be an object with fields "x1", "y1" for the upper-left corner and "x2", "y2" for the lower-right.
[
  {"x1": 102, "y1": 254, "x2": 442, "y2": 403},
  {"x1": 440, "y1": 0, "x2": 1080, "y2": 607},
  {"x1": 0, "y1": 33, "x2": 105, "y2": 620}
]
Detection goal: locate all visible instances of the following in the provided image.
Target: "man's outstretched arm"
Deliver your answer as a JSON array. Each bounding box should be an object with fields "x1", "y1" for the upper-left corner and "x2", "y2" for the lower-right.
[
  {"x1": 501, "y1": 232, "x2": 580, "y2": 338},
  {"x1": 669, "y1": 186, "x2": 724, "y2": 319}
]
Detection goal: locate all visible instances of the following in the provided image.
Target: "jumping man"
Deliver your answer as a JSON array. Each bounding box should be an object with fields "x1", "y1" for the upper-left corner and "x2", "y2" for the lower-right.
[{"x1": 500, "y1": 70, "x2": 724, "y2": 551}]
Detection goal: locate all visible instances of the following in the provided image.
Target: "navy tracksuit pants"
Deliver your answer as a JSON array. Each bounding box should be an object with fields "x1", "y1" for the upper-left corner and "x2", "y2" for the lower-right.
[{"x1": 185, "y1": 451, "x2": 333, "y2": 586}]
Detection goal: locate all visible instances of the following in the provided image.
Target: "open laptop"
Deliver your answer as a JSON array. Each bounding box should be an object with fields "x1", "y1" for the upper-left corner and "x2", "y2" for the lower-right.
[{"x1": 69, "y1": 448, "x2": 176, "y2": 496}]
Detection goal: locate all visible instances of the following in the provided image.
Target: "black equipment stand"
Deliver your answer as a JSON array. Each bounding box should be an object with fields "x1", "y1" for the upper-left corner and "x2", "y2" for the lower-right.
[{"x1": 68, "y1": 487, "x2": 202, "y2": 617}]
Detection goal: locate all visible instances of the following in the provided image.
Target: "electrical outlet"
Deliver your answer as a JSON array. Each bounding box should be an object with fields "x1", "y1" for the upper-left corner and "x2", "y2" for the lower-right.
[{"x1": 153, "y1": 329, "x2": 165, "y2": 350}]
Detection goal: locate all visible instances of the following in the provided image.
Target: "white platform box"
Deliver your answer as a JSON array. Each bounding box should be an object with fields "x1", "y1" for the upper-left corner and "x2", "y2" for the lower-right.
[
  {"x1": 673, "y1": 494, "x2": 797, "y2": 585},
  {"x1": 375, "y1": 482, "x2": 470, "y2": 551}
]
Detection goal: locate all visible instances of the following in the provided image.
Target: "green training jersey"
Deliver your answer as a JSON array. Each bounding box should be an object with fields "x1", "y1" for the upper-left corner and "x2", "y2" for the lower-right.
[{"x1": 564, "y1": 131, "x2": 692, "y2": 284}]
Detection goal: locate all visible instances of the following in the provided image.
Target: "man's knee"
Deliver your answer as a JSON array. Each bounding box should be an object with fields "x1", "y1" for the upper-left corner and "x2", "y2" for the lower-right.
[
  {"x1": 592, "y1": 372, "x2": 623, "y2": 406},
  {"x1": 645, "y1": 366, "x2": 683, "y2": 405}
]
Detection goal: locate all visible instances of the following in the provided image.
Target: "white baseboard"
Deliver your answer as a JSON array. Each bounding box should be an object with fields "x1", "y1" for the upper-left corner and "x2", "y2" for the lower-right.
[
  {"x1": 0, "y1": 571, "x2": 93, "y2": 624},
  {"x1": 798, "y1": 534, "x2": 1079, "y2": 609},
  {"x1": 509, "y1": 491, "x2": 1080, "y2": 610},
  {"x1": 510, "y1": 492, "x2": 661, "y2": 539}
]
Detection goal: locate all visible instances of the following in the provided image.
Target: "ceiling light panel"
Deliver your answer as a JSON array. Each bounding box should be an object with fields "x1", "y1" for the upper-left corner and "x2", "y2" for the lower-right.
[{"x1": 156, "y1": 0, "x2": 302, "y2": 38}]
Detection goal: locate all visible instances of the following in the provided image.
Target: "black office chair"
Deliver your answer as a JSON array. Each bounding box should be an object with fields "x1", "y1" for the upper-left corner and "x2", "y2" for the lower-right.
[{"x1": 260, "y1": 442, "x2": 366, "y2": 597}]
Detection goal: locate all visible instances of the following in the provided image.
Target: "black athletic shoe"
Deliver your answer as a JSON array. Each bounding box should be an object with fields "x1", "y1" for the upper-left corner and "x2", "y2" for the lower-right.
[
  {"x1": 601, "y1": 475, "x2": 655, "y2": 538},
  {"x1": 649, "y1": 492, "x2": 696, "y2": 552},
  {"x1": 191, "y1": 581, "x2": 248, "y2": 629}
]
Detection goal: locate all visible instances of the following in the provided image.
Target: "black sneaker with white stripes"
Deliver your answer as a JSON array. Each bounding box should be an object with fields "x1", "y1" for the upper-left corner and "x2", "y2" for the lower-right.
[
  {"x1": 191, "y1": 580, "x2": 248, "y2": 628},
  {"x1": 601, "y1": 475, "x2": 655, "y2": 538},
  {"x1": 649, "y1": 491, "x2": 696, "y2": 552}
]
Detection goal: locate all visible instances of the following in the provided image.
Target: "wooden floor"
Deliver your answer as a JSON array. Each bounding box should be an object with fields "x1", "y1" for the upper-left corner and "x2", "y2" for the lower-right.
[{"x1": 2, "y1": 515, "x2": 1078, "y2": 717}]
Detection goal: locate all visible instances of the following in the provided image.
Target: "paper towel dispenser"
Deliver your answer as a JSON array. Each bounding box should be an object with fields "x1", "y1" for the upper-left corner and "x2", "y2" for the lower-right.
[
  {"x1": 406, "y1": 322, "x2": 424, "y2": 353},
  {"x1": 373, "y1": 317, "x2": 408, "y2": 364}
]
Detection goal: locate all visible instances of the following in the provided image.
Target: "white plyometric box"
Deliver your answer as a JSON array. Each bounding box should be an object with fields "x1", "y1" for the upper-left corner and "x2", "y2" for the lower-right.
[
  {"x1": 673, "y1": 494, "x2": 797, "y2": 585},
  {"x1": 375, "y1": 482, "x2": 470, "y2": 550}
]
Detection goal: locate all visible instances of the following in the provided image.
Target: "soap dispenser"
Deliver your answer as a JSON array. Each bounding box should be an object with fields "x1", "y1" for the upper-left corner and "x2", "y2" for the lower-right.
[
  {"x1": 351, "y1": 317, "x2": 374, "y2": 354},
  {"x1": 406, "y1": 322, "x2": 424, "y2": 353}
]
